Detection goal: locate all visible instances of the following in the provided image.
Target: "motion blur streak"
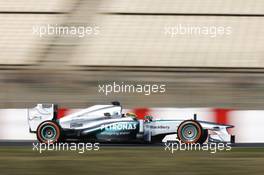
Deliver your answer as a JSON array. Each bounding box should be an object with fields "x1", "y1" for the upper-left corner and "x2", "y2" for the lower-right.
[
  {"x1": 0, "y1": 1, "x2": 264, "y2": 175},
  {"x1": 1, "y1": 108, "x2": 264, "y2": 143},
  {"x1": 0, "y1": 1, "x2": 264, "y2": 109}
]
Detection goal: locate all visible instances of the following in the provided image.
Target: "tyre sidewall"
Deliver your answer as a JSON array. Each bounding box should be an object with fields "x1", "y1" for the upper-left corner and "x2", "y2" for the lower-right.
[
  {"x1": 177, "y1": 120, "x2": 203, "y2": 144},
  {"x1": 36, "y1": 121, "x2": 61, "y2": 143}
]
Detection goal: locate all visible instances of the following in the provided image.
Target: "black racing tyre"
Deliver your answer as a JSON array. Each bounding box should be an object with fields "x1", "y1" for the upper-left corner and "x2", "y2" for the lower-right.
[
  {"x1": 36, "y1": 121, "x2": 61, "y2": 143},
  {"x1": 198, "y1": 129, "x2": 208, "y2": 144},
  {"x1": 177, "y1": 120, "x2": 203, "y2": 144}
]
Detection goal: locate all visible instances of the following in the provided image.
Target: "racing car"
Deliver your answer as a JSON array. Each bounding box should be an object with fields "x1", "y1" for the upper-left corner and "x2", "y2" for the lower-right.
[{"x1": 28, "y1": 102, "x2": 235, "y2": 144}]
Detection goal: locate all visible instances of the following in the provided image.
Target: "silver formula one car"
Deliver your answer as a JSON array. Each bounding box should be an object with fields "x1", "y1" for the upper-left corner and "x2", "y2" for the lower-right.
[{"x1": 28, "y1": 102, "x2": 235, "y2": 144}]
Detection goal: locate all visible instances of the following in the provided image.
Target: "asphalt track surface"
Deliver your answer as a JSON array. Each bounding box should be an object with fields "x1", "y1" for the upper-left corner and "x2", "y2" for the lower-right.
[{"x1": 0, "y1": 140, "x2": 263, "y2": 147}]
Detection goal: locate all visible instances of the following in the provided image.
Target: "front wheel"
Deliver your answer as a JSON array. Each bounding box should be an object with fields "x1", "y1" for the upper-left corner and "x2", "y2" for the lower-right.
[
  {"x1": 177, "y1": 120, "x2": 204, "y2": 144},
  {"x1": 36, "y1": 121, "x2": 61, "y2": 143}
]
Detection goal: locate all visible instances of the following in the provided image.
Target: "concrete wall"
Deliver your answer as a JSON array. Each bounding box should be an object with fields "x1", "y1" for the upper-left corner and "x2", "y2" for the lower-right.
[{"x1": 1, "y1": 0, "x2": 264, "y2": 68}]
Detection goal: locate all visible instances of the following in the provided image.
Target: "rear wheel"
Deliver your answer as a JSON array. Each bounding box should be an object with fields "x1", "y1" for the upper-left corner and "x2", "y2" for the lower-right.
[
  {"x1": 198, "y1": 129, "x2": 208, "y2": 144},
  {"x1": 36, "y1": 121, "x2": 61, "y2": 143},
  {"x1": 177, "y1": 120, "x2": 203, "y2": 144}
]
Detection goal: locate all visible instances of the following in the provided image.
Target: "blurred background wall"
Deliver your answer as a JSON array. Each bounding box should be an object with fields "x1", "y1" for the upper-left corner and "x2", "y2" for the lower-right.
[{"x1": 0, "y1": 0, "x2": 264, "y2": 109}]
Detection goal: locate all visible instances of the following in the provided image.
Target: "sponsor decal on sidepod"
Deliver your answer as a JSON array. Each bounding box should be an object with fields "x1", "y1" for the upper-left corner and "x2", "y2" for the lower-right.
[{"x1": 101, "y1": 122, "x2": 137, "y2": 131}]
